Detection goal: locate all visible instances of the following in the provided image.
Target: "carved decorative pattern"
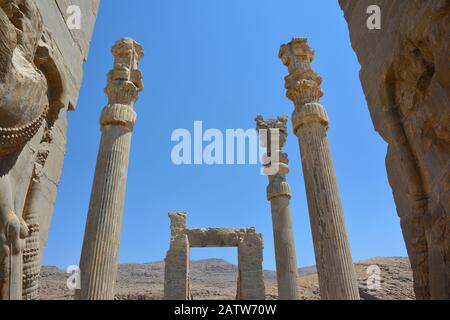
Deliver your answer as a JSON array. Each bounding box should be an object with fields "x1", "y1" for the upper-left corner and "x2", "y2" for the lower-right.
[
  {"x1": 0, "y1": 105, "x2": 48, "y2": 156},
  {"x1": 100, "y1": 104, "x2": 137, "y2": 129}
]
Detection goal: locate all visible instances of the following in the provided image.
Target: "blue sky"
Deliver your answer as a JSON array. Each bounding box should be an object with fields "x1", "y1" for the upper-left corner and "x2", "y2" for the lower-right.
[{"x1": 43, "y1": 0, "x2": 407, "y2": 270}]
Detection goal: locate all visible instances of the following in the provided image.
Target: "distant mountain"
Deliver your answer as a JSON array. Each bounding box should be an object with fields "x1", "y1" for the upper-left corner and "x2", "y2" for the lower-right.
[{"x1": 40, "y1": 256, "x2": 414, "y2": 300}]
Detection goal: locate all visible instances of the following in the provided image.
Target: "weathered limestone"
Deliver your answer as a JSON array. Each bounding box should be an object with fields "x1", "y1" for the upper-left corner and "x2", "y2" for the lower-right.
[
  {"x1": 164, "y1": 212, "x2": 192, "y2": 300},
  {"x1": 21, "y1": 179, "x2": 41, "y2": 300},
  {"x1": 279, "y1": 38, "x2": 359, "y2": 300},
  {"x1": 187, "y1": 228, "x2": 252, "y2": 248},
  {"x1": 255, "y1": 115, "x2": 300, "y2": 300},
  {"x1": 339, "y1": 0, "x2": 449, "y2": 300},
  {"x1": 77, "y1": 38, "x2": 144, "y2": 300},
  {"x1": 0, "y1": 0, "x2": 98, "y2": 300},
  {"x1": 236, "y1": 228, "x2": 265, "y2": 300},
  {"x1": 164, "y1": 212, "x2": 265, "y2": 300}
]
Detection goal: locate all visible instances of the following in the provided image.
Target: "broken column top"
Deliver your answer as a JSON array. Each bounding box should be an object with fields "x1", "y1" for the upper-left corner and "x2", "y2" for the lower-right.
[
  {"x1": 105, "y1": 37, "x2": 144, "y2": 105},
  {"x1": 279, "y1": 38, "x2": 315, "y2": 66},
  {"x1": 255, "y1": 115, "x2": 290, "y2": 176},
  {"x1": 279, "y1": 38, "x2": 323, "y2": 105},
  {"x1": 255, "y1": 115, "x2": 289, "y2": 149},
  {"x1": 111, "y1": 38, "x2": 144, "y2": 83}
]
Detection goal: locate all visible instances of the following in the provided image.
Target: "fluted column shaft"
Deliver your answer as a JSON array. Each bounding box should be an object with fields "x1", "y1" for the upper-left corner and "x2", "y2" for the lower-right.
[
  {"x1": 77, "y1": 38, "x2": 144, "y2": 300},
  {"x1": 256, "y1": 116, "x2": 300, "y2": 300},
  {"x1": 279, "y1": 38, "x2": 359, "y2": 300},
  {"x1": 78, "y1": 125, "x2": 132, "y2": 299},
  {"x1": 296, "y1": 104, "x2": 359, "y2": 300},
  {"x1": 268, "y1": 177, "x2": 300, "y2": 300}
]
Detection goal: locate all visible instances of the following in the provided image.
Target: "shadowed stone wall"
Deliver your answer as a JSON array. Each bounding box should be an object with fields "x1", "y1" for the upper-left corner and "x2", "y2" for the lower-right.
[
  {"x1": 339, "y1": 0, "x2": 449, "y2": 299},
  {"x1": 0, "y1": 0, "x2": 99, "y2": 299}
]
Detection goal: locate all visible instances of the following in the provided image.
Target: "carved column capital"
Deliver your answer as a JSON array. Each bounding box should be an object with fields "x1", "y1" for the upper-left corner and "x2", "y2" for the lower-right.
[
  {"x1": 255, "y1": 115, "x2": 292, "y2": 200},
  {"x1": 256, "y1": 115, "x2": 288, "y2": 148},
  {"x1": 292, "y1": 102, "x2": 329, "y2": 135},
  {"x1": 279, "y1": 38, "x2": 323, "y2": 106},
  {"x1": 102, "y1": 38, "x2": 144, "y2": 126},
  {"x1": 279, "y1": 38, "x2": 323, "y2": 103},
  {"x1": 109, "y1": 38, "x2": 144, "y2": 92},
  {"x1": 267, "y1": 175, "x2": 292, "y2": 200},
  {"x1": 104, "y1": 81, "x2": 141, "y2": 106},
  {"x1": 100, "y1": 104, "x2": 137, "y2": 129},
  {"x1": 255, "y1": 115, "x2": 290, "y2": 176},
  {"x1": 279, "y1": 38, "x2": 330, "y2": 136}
]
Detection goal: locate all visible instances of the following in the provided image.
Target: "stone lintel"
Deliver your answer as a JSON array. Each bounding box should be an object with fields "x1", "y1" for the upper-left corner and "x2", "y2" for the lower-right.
[{"x1": 187, "y1": 228, "x2": 253, "y2": 248}]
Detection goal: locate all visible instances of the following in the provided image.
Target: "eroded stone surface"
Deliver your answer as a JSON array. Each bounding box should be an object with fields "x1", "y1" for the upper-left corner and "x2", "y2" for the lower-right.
[
  {"x1": 77, "y1": 38, "x2": 144, "y2": 300},
  {"x1": 279, "y1": 38, "x2": 360, "y2": 300},
  {"x1": 339, "y1": 0, "x2": 449, "y2": 299},
  {"x1": 164, "y1": 212, "x2": 265, "y2": 300},
  {"x1": 0, "y1": 0, "x2": 98, "y2": 300},
  {"x1": 256, "y1": 115, "x2": 300, "y2": 300}
]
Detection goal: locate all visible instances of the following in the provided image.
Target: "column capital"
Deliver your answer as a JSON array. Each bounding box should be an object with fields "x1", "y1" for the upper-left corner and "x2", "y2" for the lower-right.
[
  {"x1": 292, "y1": 102, "x2": 329, "y2": 135},
  {"x1": 267, "y1": 174, "x2": 292, "y2": 200},
  {"x1": 255, "y1": 115, "x2": 290, "y2": 175},
  {"x1": 255, "y1": 115, "x2": 292, "y2": 200},
  {"x1": 279, "y1": 38, "x2": 323, "y2": 106},
  {"x1": 255, "y1": 115, "x2": 288, "y2": 149},
  {"x1": 100, "y1": 104, "x2": 137, "y2": 129},
  {"x1": 104, "y1": 38, "x2": 144, "y2": 106}
]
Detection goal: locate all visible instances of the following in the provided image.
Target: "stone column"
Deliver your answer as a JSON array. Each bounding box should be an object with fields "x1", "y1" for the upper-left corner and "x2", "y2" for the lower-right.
[
  {"x1": 237, "y1": 229, "x2": 265, "y2": 300},
  {"x1": 255, "y1": 116, "x2": 300, "y2": 300},
  {"x1": 164, "y1": 212, "x2": 192, "y2": 300},
  {"x1": 77, "y1": 38, "x2": 144, "y2": 300},
  {"x1": 279, "y1": 38, "x2": 359, "y2": 300}
]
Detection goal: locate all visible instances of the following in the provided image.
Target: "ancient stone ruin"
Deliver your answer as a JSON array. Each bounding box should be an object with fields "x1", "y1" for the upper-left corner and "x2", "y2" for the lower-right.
[
  {"x1": 164, "y1": 212, "x2": 265, "y2": 300},
  {"x1": 0, "y1": 0, "x2": 447, "y2": 301},
  {"x1": 339, "y1": 0, "x2": 449, "y2": 299},
  {"x1": 255, "y1": 115, "x2": 300, "y2": 300},
  {"x1": 279, "y1": 38, "x2": 360, "y2": 300},
  {"x1": 0, "y1": 0, "x2": 98, "y2": 300},
  {"x1": 77, "y1": 38, "x2": 144, "y2": 300}
]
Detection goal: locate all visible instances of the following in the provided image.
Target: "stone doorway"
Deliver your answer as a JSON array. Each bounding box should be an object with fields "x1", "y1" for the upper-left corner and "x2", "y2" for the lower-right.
[{"x1": 163, "y1": 212, "x2": 265, "y2": 300}]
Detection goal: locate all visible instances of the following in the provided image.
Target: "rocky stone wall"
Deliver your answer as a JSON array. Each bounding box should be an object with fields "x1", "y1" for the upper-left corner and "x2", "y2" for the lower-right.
[
  {"x1": 0, "y1": 0, "x2": 99, "y2": 299},
  {"x1": 32, "y1": 0, "x2": 100, "y2": 253},
  {"x1": 339, "y1": 0, "x2": 449, "y2": 299}
]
